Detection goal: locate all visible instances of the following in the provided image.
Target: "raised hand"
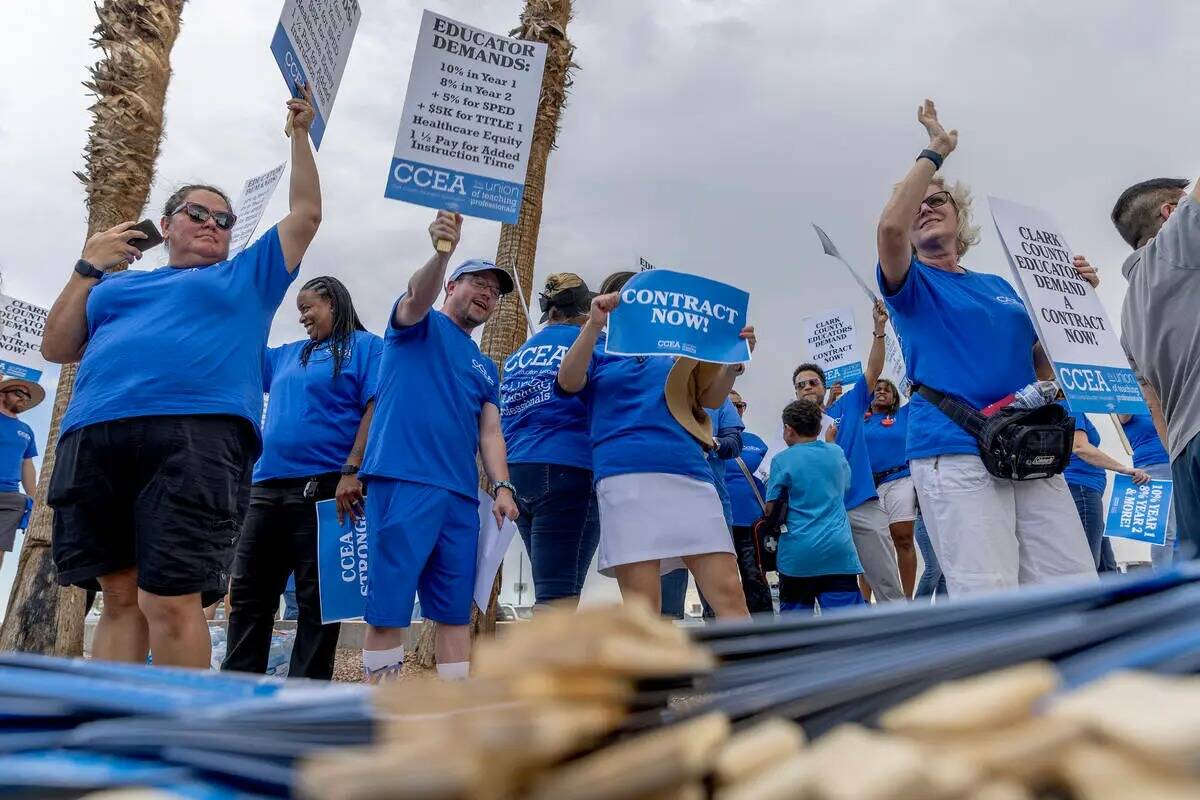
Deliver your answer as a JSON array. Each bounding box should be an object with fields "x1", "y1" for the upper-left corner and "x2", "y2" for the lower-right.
[
  {"x1": 588, "y1": 292, "x2": 620, "y2": 327},
  {"x1": 1072, "y1": 254, "x2": 1099, "y2": 288},
  {"x1": 740, "y1": 325, "x2": 757, "y2": 354},
  {"x1": 287, "y1": 82, "x2": 316, "y2": 133},
  {"x1": 917, "y1": 99, "x2": 958, "y2": 158},
  {"x1": 428, "y1": 210, "x2": 463, "y2": 254},
  {"x1": 872, "y1": 299, "x2": 889, "y2": 331},
  {"x1": 81, "y1": 221, "x2": 147, "y2": 271}
]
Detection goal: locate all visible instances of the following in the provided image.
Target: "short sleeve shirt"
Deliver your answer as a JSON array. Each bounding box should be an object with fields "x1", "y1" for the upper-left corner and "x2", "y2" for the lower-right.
[
  {"x1": 0, "y1": 416, "x2": 36, "y2": 493},
  {"x1": 766, "y1": 440, "x2": 861, "y2": 578}
]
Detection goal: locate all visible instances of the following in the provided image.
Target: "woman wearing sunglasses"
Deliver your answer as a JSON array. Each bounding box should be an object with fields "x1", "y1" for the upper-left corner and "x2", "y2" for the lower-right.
[
  {"x1": 42, "y1": 83, "x2": 323, "y2": 668},
  {"x1": 875, "y1": 99, "x2": 1095, "y2": 596}
]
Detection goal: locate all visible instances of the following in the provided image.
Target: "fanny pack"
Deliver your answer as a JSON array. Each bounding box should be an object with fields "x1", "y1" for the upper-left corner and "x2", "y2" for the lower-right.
[{"x1": 916, "y1": 384, "x2": 1075, "y2": 481}]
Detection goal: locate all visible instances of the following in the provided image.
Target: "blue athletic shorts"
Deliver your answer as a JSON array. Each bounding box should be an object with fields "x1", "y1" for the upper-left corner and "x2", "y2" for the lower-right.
[{"x1": 364, "y1": 478, "x2": 480, "y2": 627}]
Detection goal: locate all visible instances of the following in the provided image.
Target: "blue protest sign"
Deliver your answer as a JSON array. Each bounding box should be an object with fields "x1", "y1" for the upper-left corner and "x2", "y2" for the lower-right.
[
  {"x1": 1104, "y1": 475, "x2": 1172, "y2": 547},
  {"x1": 316, "y1": 499, "x2": 367, "y2": 623},
  {"x1": 605, "y1": 270, "x2": 750, "y2": 364}
]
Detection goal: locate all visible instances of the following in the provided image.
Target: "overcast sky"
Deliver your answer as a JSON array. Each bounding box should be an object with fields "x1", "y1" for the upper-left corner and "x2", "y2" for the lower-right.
[{"x1": 2, "y1": 0, "x2": 1195, "y2": 600}]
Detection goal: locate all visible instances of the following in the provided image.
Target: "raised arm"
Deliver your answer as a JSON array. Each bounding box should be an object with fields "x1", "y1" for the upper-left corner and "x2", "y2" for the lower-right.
[
  {"x1": 393, "y1": 212, "x2": 463, "y2": 328},
  {"x1": 42, "y1": 222, "x2": 147, "y2": 363},
  {"x1": 556, "y1": 293, "x2": 614, "y2": 393},
  {"x1": 1072, "y1": 429, "x2": 1150, "y2": 484},
  {"x1": 278, "y1": 83, "x2": 322, "y2": 272},
  {"x1": 864, "y1": 300, "x2": 888, "y2": 388},
  {"x1": 479, "y1": 403, "x2": 518, "y2": 527},
  {"x1": 877, "y1": 99, "x2": 958, "y2": 291}
]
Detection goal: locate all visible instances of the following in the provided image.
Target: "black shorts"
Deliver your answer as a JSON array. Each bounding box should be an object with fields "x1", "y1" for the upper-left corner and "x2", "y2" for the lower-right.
[{"x1": 50, "y1": 415, "x2": 256, "y2": 604}]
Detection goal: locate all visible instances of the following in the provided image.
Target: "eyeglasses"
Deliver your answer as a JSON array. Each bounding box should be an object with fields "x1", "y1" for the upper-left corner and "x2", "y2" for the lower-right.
[
  {"x1": 1, "y1": 389, "x2": 30, "y2": 401},
  {"x1": 170, "y1": 201, "x2": 238, "y2": 231},
  {"x1": 464, "y1": 275, "x2": 501, "y2": 299},
  {"x1": 920, "y1": 191, "x2": 956, "y2": 211},
  {"x1": 794, "y1": 377, "x2": 823, "y2": 390}
]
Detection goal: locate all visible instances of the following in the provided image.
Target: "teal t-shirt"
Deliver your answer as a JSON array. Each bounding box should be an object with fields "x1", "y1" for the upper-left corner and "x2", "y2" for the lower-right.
[{"x1": 766, "y1": 440, "x2": 862, "y2": 578}]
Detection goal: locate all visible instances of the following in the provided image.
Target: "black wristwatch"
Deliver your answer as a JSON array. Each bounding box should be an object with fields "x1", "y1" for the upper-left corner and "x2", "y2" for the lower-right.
[
  {"x1": 75, "y1": 259, "x2": 105, "y2": 280},
  {"x1": 340, "y1": 464, "x2": 360, "y2": 476},
  {"x1": 917, "y1": 148, "x2": 944, "y2": 170}
]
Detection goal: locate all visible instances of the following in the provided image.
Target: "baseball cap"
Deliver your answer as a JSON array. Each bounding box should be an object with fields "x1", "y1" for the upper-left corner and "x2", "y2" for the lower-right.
[{"x1": 448, "y1": 259, "x2": 514, "y2": 295}]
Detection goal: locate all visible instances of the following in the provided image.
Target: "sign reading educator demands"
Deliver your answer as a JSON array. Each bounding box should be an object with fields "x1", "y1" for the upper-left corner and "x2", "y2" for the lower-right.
[
  {"x1": 0, "y1": 294, "x2": 50, "y2": 383},
  {"x1": 228, "y1": 163, "x2": 287, "y2": 256},
  {"x1": 606, "y1": 270, "x2": 750, "y2": 364},
  {"x1": 271, "y1": 0, "x2": 362, "y2": 149},
  {"x1": 1104, "y1": 475, "x2": 1172, "y2": 547},
  {"x1": 990, "y1": 197, "x2": 1146, "y2": 414},
  {"x1": 386, "y1": 11, "x2": 547, "y2": 224},
  {"x1": 802, "y1": 307, "x2": 863, "y2": 385},
  {"x1": 316, "y1": 499, "x2": 368, "y2": 624}
]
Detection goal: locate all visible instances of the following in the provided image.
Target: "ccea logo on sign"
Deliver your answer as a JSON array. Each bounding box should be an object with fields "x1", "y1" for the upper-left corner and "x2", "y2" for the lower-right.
[
  {"x1": 1058, "y1": 365, "x2": 1110, "y2": 394},
  {"x1": 391, "y1": 161, "x2": 467, "y2": 196}
]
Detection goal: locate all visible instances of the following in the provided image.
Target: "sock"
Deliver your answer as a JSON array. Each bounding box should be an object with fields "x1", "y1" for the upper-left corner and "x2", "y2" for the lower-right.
[
  {"x1": 362, "y1": 645, "x2": 405, "y2": 681},
  {"x1": 436, "y1": 660, "x2": 470, "y2": 681}
]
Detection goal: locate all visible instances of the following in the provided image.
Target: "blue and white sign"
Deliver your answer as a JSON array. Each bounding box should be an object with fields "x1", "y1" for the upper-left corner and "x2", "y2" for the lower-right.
[
  {"x1": 1104, "y1": 475, "x2": 1172, "y2": 547},
  {"x1": 0, "y1": 294, "x2": 49, "y2": 384},
  {"x1": 270, "y1": 0, "x2": 362, "y2": 150},
  {"x1": 316, "y1": 499, "x2": 368, "y2": 624},
  {"x1": 990, "y1": 197, "x2": 1146, "y2": 415},
  {"x1": 802, "y1": 306, "x2": 863, "y2": 385},
  {"x1": 606, "y1": 270, "x2": 751, "y2": 364},
  {"x1": 385, "y1": 11, "x2": 547, "y2": 223}
]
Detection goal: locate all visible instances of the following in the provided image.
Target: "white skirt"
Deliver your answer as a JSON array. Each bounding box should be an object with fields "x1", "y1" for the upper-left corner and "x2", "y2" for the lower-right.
[{"x1": 595, "y1": 472, "x2": 733, "y2": 577}]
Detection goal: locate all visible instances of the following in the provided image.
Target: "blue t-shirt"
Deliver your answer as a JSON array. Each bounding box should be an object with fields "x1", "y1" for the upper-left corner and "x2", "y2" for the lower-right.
[
  {"x1": 500, "y1": 324, "x2": 591, "y2": 471},
  {"x1": 724, "y1": 431, "x2": 768, "y2": 526},
  {"x1": 878, "y1": 257, "x2": 1038, "y2": 461},
  {"x1": 62, "y1": 226, "x2": 295, "y2": 449},
  {"x1": 1123, "y1": 414, "x2": 1169, "y2": 469},
  {"x1": 766, "y1": 440, "x2": 861, "y2": 578},
  {"x1": 0, "y1": 416, "x2": 37, "y2": 494},
  {"x1": 361, "y1": 307, "x2": 500, "y2": 499},
  {"x1": 255, "y1": 330, "x2": 383, "y2": 482},
  {"x1": 862, "y1": 403, "x2": 911, "y2": 484},
  {"x1": 567, "y1": 349, "x2": 712, "y2": 486},
  {"x1": 825, "y1": 376, "x2": 879, "y2": 509},
  {"x1": 1061, "y1": 403, "x2": 1107, "y2": 494},
  {"x1": 706, "y1": 398, "x2": 745, "y2": 527}
]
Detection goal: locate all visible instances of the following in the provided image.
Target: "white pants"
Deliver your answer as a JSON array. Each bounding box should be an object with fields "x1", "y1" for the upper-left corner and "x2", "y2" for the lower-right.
[
  {"x1": 911, "y1": 454, "x2": 1097, "y2": 596},
  {"x1": 847, "y1": 499, "x2": 905, "y2": 602}
]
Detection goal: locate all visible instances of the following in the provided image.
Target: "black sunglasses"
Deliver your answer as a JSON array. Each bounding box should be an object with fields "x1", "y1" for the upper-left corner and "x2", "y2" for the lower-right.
[
  {"x1": 171, "y1": 201, "x2": 238, "y2": 231},
  {"x1": 921, "y1": 190, "x2": 956, "y2": 210}
]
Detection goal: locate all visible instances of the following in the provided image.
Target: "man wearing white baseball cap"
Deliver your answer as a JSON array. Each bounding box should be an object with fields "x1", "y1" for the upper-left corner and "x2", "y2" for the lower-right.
[{"x1": 0, "y1": 376, "x2": 44, "y2": 568}]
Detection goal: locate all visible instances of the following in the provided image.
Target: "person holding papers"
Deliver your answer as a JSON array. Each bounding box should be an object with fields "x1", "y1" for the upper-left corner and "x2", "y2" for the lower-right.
[
  {"x1": 0, "y1": 377, "x2": 42, "y2": 571},
  {"x1": 862, "y1": 378, "x2": 917, "y2": 598},
  {"x1": 222, "y1": 276, "x2": 381, "y2": 680},
  {"x1": 556, "y1": 272, "x2": 754, "y2": 619},
  {"x1": 500, "y1": 272, "x2": 599, "y2": 609},
  {"x1": 41, "y1": 84, "x2": 323, "y2": 668},
  {"x1": 875, "y1": 99, "x2": 1095, "y2": 595},
  {"x1": 1119, "y1": 413, "x2": 1177, "y2": 568},
  {"x1": 358, "y1": 213, "x2": 519, "y2": 682}
]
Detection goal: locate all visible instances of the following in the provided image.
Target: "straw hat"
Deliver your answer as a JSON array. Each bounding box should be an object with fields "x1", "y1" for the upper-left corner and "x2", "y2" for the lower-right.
[
  {"x1": 664, "y1": 358, "x2": 725, "y2": 449},
  {"x1": 0, "y1": 377, "x2": 45, "y2": 411}
]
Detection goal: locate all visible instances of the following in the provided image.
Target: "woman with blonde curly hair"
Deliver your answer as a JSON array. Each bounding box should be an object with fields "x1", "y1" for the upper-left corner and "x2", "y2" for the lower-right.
[{"x1": 875, "y1": 99, "x2": 1095, "y2": 596}]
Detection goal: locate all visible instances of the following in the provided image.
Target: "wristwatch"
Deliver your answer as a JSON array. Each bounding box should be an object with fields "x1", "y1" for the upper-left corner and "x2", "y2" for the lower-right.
[
  {"x1": 75, "y1": 259, "x2": 105, "y2": 280},
  {"x1": 340, "y1": 464, "x2": 360, "y2": 476},
  {"x1": 490, "y1": 480, "x2": 516, "y2": 498}
]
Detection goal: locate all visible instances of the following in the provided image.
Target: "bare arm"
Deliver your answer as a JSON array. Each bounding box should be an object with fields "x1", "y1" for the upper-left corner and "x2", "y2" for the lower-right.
[
  {"x1": 346, "y1": 400, "x2": 374, "y2": 469},
  {"x1": 1139, "y1": 378, "x2": 1170, "y2": 450},
  {"x1": 278, "y1": 83, "x2": 322, "y2": 273},
  {"x1": 877, "y1": 100, "x2": 958, "y2": 291},
  {"x1": 1072, "y1": 430, "x2": 1149, "y2": 483},
  {"x1": 393, "y1": 212, "x2": 463, "y2": 328},
  {"x1": 335, "y1": 400, "x2": 375, "y2": 524},
  {"x1": 1033, "y1": 342, "x2": 1055, "y2": 382},
  {"x1": 864, "y1": 300, "x2": 888, "y2": 388},
  {"x1": 20, "y1": 459, "x2": 35, "y2": 497},
  {"x1": 479, "y1": 403, "x2": 519, "y2": 525}
]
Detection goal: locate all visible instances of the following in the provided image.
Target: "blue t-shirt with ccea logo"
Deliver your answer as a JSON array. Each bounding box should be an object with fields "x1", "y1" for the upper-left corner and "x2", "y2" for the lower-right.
[
  {"x1": 1061, "y1": 402, "x2": 1107, "y2": 494},
  {"x1": 825, "y1": 376, "x2": 879, "y2": 510},
  {"x1": 564, "y1": 349, "x2": 712, "y2": 486},
  {"x1": 862, "y1": 403, "x2": 911, "y2": 484},
  {"x1": 361, "y1": 306, "x2": 500, "y2": 500},
  {"x1": 500, "y1": 324, "x2": 591, "y2": 471},
  {"x1": 724, "y1": 431, "x2": 769, "y2": 526},
  {"x1": 1123, "y1": 414, "x2": 1169, "y2": 469},
  {"x1": 0, "y1": 416, "x2": 37, "y2": 493},
  {"x1": 766, "y1": 440, "x2": 861, "y2": 578},
  {"x1": 61, "y1": 226, "x2": 296, "y2": 451},
  {"x1": 255, "y1": 329, "x2": 383, "y2": 482},
  {"x1": 878, "y1": 257, "x2": 1038, "y2": 461}
]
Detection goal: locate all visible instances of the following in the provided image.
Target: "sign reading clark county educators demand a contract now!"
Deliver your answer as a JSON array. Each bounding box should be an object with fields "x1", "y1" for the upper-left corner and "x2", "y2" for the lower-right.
[
  {"x1": 271, "y1": 0, "x2": 362, "y2": 150},
  {"x1": 0, "y1": 294, "x2": 50, "y2": 383},
  {"x1": 1104, "y1": 475, "x2": 1172, "y2": 547},
  {"x1": 801, "y1": 307, "x2": 863, "y2": 385},
  {"x1": 386, "y1": 11, "x2": 548, "y2": 224},
  {"x1": 606, "y1": 271, "x2": 750, "y2": 364},
  {"x1": 228, "y1": 163, "x2": 287, "y2": 257},
  {"x1": 990, "y1": 197, "x2": 1146, "y2": 415}
]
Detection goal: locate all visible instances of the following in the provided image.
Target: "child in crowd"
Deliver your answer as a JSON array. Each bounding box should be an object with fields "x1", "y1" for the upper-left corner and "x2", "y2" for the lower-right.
[{"x1": 766, "y1": 399, "x2": 866, "y2": 613}]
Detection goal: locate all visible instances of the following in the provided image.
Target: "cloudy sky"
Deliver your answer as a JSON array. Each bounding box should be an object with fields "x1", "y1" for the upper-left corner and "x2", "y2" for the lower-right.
[{"x1": 1, "y1": 0, "x2": 1195, "y2": 602}]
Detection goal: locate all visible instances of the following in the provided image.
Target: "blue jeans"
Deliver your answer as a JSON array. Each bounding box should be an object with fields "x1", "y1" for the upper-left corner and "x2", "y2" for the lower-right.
[
  {"x1": 914, "y1": 513, "x2": 946, "y2": 599},
  {"x1": 283, "y1": 573, "x2": 299, "y2": 620},
  {"x1": 510, "y1": 463, "x2": 599, "y2": 605},
  {"x1": 1068, "y1": 483, "x2": 1115, "y2": 572},
  {"x1": 1173, "y1": 432, "x2": 1200, "y2": 562}
]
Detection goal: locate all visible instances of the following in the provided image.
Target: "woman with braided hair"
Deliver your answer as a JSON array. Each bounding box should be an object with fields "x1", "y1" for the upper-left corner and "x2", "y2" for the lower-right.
[{"x1": 222, "y1": 275, "x2": 382, "y2": 679}]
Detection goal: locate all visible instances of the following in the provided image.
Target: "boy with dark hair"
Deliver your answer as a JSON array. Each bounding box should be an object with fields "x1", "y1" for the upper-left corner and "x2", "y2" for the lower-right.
[{"x1": 766, "y1": 399, "x2": 865, "y2": 613}]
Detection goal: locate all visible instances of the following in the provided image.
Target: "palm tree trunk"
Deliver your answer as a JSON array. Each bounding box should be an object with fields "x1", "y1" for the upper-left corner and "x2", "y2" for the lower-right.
[
  {"x1": 414, "y1": 0, "x2": 575, "y2": 668},
  {"x1": 0, "y1": 0, "x2": 185, "y2": 655}
]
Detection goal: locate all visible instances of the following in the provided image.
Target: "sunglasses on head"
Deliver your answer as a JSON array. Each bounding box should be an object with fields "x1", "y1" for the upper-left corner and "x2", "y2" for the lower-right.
[
  {"x1": 171, "y1": 201, "x2": 238, "y2": 231},
  {"x1": 920, "y1": 190, "x2": 955, "y2": 211}
]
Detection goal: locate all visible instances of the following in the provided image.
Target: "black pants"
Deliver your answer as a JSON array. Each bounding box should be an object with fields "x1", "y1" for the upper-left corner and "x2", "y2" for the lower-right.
[
  {"x1": 222, "y1": 473, "x2": 342, "y2": 680},
  {"x1": 1173, "y1": 430, "x2": 1200, "y2": 563},
  {"x1": 732, "y1": 525, "x2": 774, "y2": 614}
]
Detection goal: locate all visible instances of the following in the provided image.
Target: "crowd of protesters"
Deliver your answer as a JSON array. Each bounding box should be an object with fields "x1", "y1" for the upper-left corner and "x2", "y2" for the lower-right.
[{"x1": 14, "y1": 91, "x2": 1197, "y2": 680}]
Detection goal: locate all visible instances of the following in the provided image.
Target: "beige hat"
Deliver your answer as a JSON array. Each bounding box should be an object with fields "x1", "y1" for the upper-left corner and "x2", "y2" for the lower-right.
[
  {"x1": 664, "y1": 358, "x2": 725, "y2": 449},
  {"x1": 0, "y1": 377, "x2": 45, "y2": 411}
]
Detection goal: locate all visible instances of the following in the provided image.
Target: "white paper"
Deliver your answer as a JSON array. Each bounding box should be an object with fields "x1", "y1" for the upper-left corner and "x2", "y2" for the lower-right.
[
  {"x1": 801, "y1": 306, "x2": 864, "y2": 386},
  {"x1": 0, "y1": 294, "x2": 50, "y2": 383},
  {"x1": 228, "y1": 163, "x2": 287, "y2": 256},
  {"x1": 474, "y1": 488, "x2": 518, "y2": 612}
]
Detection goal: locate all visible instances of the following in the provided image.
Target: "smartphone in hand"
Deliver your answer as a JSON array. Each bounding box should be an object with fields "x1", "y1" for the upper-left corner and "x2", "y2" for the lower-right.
[{"x1": 130, "y1": 219, "x2": 164, "y2": 252}]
